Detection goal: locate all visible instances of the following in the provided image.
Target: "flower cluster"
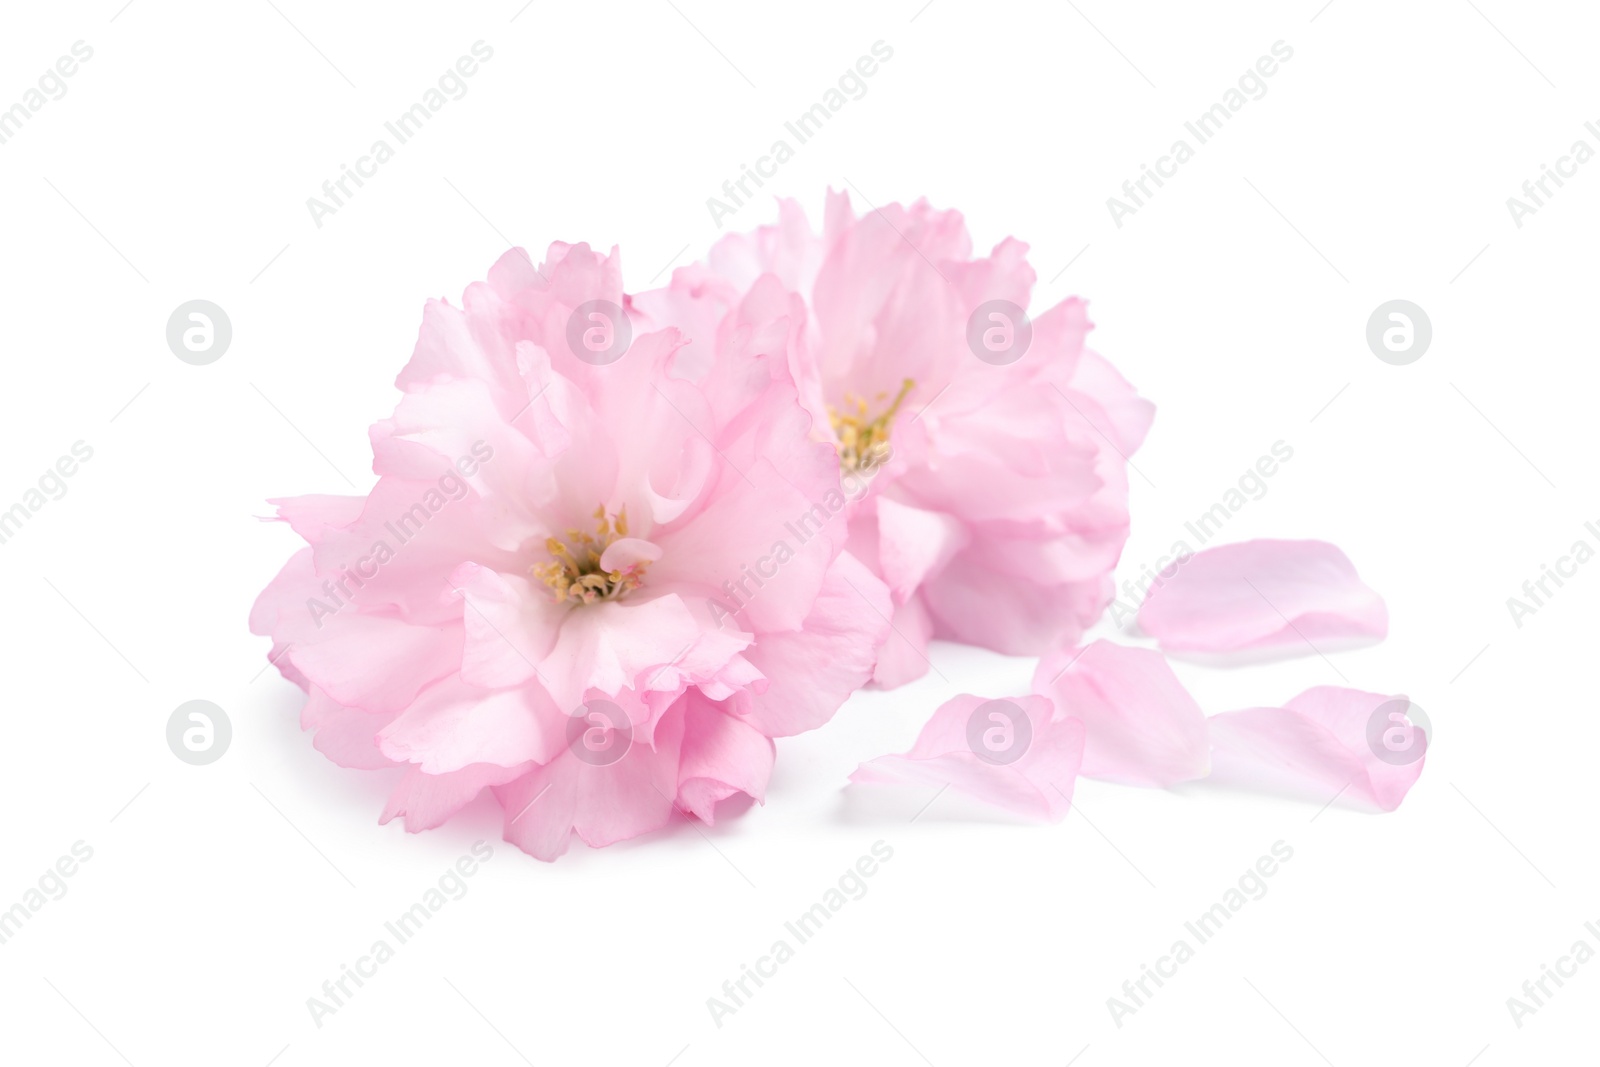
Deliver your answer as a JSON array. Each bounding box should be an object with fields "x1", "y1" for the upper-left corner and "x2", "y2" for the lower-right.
[{"x1": 252, "y1": 192, "x2": 1420, "y2": 860}]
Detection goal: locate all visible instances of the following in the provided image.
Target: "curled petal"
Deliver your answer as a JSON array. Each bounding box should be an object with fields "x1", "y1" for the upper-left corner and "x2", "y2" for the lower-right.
[
  {"x1": 1139, "y1": 539, "x2": 1387, "y2": 654},
  {"x1": 1207, "y1": 686, "x2": 1426, "y2": 812},
  {"x1": 676, "y1": 693, "x2": 775, "y2": 823},
  {"x1": 850, "y1": 694, "x2": 1083, "y2": 821},
  {"x1": 1032, "y1": 639, "x2": 1209, "y2": 787}
]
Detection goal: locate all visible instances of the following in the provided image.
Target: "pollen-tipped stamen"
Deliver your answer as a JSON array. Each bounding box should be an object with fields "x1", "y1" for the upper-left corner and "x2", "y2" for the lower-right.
[
  {"x1": 532, "y1": 505, "x2": 648, "y2": 605},
  {"x1": 829, "y1": 378, "x2": 914, "y2": 473}
]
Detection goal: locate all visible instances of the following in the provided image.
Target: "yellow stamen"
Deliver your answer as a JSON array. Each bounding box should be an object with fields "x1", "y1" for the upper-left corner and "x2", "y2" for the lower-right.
[
  {"x1": 828, "y1": 378, "x2": 914, "y2": 472},
  {"x1": 532, "y1": 506, "x2": 649, "y2": 605}
]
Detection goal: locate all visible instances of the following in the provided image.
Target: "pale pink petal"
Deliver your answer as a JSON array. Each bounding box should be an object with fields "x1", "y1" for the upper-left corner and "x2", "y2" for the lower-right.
[
  {"x1": 874, "y1": 497, "x2": 968, "y2": 604},
  {"x1": 676, "y1": 693, "x2": 775, "y2": 823},
  {"x1": 381, "y1": 762, "x2": 533, "y2": 833},
  {"x1": 850, "y1": 694, "x2": 1083, "y2": 821},
  {"x1": 869, "y1": 595, "x2": 936, "y2": 689},
  {"x1": 738, "y1": 551, "x2": 892, "y2": 736},
  {"x1": 450, "y1": 564, "x2": 564, "y2": 690},
  {"x1": 1207, "y1": 687, "x2": 1426, "y2": 812},
  {"x1": 538, "y1": 593, "x2": 717, "y2": 711},
  {"x1": 599, "y1": 537, "x2": 663, "y2": 572},
  {"x1": 924, "y1": 557, "x2": 1111, "y2": 656},
  {"x1": 1139, "y1": 539, "x2": 1387, "y2": 654},
  {"x1": 299, "y1": 687, "x2": 399, "y2": 769},
  {"x1": 1032, "y1": 639, "x2": 1209, "y2": 787},
  {"x1": 287, "y1": 613, "x2": 464, "y2": 716},
  {"x1": 1063, "y1": 348, "x2": 1155, "y2": 456},
  {"x1": 267, "y1": 495, "x2": 366, "y2": 543},
  {"x1": 377, "y1": 676, "x2": 567, "y2": 773},
  {"x1": 494, "y1": 703, "x2": 686, "y2": 861}
]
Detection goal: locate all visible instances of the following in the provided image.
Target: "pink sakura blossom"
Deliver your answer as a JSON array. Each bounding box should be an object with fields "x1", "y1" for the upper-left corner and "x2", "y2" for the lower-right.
[
  {"x1": 632, "y1": 191, "x2": 1153, "y2": 688},
  {"x1": 251, "y1": 241, "x2": 890, "y2": 860}
]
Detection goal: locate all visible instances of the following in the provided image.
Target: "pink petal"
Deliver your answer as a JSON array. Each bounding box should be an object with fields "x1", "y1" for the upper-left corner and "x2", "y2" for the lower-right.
[
  {"x1": 873, "y1": 497, "x2": 968, "y2": 605},
  {"x1": 869, "y1": 595, "x2": 936, "y2": 689},
  {"x1": 925, "y1": 558, "x2": 1111, "y2": 656},
  {"x1": 380, "y1": 762, "x2": 532, "y2": 832},
  {"x1": 377, "y1": 676, "x2": 567, "y2": 773},
  {"x1": 737, "y1": 551, "x2": 891, "y2": 736},
  {"x1": 850, "y1": 694, "x2": 1083, "y2": 821},
  {"x1": 287, "y1": 613, "x2": 464, "y2": 716},
  {"x1": 599, "y1": 537, "x2": 663, "y2": 572},
  {"x1": 676, "y1": 693, "x2": 775, "y2": 823},
  {"x1": 299, "y1": 687, "x2": 399, "y2": 769},
  {"x1": 494, "y1": 703, "x2": 686, "y2": 861},
  {"x1": 1139, "y1": 539, "x2": 1387, "y2": 654},
  {"x1": 1031, "y1": 639, "x2": 1209, "y2": 787},
  {"x1": 1207, "y1": 686, "x2": 1426, "y2": 812},
  {"x1": 538, "y1": 593, "x2": 717, "y2": 711},
  {"x1": 451, "y1": 564, "x2": 563, "y2": 689}
]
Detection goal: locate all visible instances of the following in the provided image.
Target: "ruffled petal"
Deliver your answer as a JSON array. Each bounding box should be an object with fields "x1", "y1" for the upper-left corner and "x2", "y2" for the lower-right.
[
  {"x1": 380, "y1": 762, "x2": 533, "y2": 832},
  {"x1": 676, "y1": 693, "x2": 775, "y2": 823},
  {"x1": 494, "y1": 703, "x2": 687, "y2": 861},
  {"x1": 738, "y1": 551, "x2": 891, "y2": 736},
  {"x1": 1031, "y1": 639, "x2": 1209, "y2": 787}
]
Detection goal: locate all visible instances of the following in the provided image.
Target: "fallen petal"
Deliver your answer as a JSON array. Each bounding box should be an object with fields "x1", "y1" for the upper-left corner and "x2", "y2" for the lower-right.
[
  {"x1": 1206, "y1": 686, "x2": 1426, "y2": 812},
  {"x1": 1139, "y1": 539, "x2": 1387, "y2": 654},
  {"x1": 1032, "y1": 639, "x2": 1210, "y2": 787},
  {"x1": 850, "y1": 694, "x2": 1083, "y2": 821}
]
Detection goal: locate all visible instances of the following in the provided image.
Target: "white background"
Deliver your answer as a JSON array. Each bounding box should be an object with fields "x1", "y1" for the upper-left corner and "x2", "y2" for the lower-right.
[{"x1": 1, "y1": 1, "x2": 1594, "y2": 1064}]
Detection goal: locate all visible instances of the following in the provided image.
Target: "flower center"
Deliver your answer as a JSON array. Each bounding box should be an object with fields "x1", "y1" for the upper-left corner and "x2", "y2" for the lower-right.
[
  {"x1": 532, "y1": 505, "x2": 648, "y2": 605},
  {"x1": 829, "y1": 378, "x2": 914, "y2": 473}
]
